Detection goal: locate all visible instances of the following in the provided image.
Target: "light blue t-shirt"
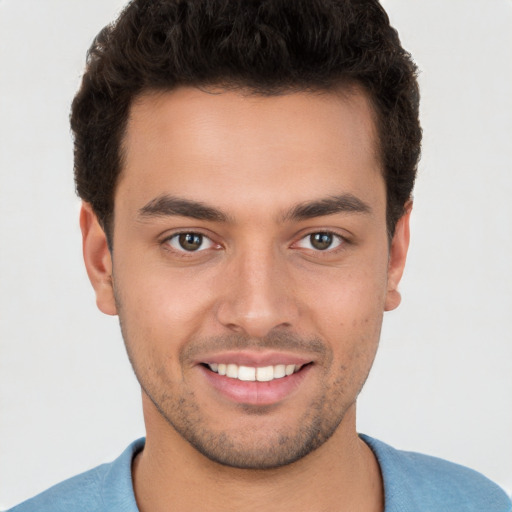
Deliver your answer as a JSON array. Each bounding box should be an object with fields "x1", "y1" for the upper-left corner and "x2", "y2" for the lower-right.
[{"x1": 8, "y1": 436, "x2": 512, "y2": 511}]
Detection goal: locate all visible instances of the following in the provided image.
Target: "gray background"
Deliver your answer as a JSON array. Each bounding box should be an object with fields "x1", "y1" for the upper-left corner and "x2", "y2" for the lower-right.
[{"x1": 1, "y1": 0, "x2": 511, "y2": 508}]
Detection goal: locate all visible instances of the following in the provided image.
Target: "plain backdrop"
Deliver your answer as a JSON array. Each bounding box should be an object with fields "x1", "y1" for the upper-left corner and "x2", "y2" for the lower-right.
[{"x1": 1, "y1": 0, "x2": 511, "y2": 508}]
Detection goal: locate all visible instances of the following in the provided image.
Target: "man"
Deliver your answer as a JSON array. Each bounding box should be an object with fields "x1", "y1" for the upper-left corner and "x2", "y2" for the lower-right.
[{"x1": 8, "y1": 0, "x2": 511, "y2": 511}]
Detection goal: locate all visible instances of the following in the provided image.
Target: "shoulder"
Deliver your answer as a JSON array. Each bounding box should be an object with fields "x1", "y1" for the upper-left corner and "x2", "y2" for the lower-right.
[
  {"x1": 7, "y1": 464, "x2": 108, "y2": 512},
  {"x1": 361, "y1": 434, "x2": 512, "y2": 512},
  {"x1": 7, "y1": 439, "x2": 144, "y2": 512}
]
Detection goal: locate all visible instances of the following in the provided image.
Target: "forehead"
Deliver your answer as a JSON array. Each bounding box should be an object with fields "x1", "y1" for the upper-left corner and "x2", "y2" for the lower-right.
[{"x1": 118, "y1": 86, "x2": 384, "y2": 216}]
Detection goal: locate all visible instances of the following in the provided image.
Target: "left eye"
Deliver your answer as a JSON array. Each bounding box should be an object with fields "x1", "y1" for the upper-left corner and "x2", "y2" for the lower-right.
[
  {"x1": 296, "y1": 232, "x2": 343, "y2": 251},
  {"x1": 166, "y1": 233, "x2": 215, "y2": 252}
]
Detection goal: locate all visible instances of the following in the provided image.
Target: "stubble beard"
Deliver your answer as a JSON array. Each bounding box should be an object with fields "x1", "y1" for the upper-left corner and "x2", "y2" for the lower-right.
[
  {"x1": 118, "y1": 314, "x2": 371, "y2": 470},
  {"x1": 139, "y1": 374, "x2": 350, "y2": 470}
]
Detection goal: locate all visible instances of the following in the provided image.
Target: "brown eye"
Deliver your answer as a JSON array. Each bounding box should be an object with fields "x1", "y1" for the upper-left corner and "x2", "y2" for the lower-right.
[
  {"x1": 295, "y1": 232, "x2": 343, "y2": 252},
  {"x1": 310, "y1": 232, "x2": 334, "y2": 250},
  {"x1": 167, "y1": 232, "x2": 214, "y2": 252},
  {"x1": 179, "y1": 233, "x2": 203, "y2": 251}
]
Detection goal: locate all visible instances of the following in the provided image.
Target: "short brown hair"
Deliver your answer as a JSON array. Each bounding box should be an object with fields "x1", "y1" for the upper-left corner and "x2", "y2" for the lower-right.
[{"x1": 71, "y1": 0, "x2": 421, "y2": 242}]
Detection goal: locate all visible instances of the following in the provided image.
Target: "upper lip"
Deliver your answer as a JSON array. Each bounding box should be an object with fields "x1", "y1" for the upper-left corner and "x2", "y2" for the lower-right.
[{"x1": 194, "y1": 351, "x2": 314, "y2": 367}]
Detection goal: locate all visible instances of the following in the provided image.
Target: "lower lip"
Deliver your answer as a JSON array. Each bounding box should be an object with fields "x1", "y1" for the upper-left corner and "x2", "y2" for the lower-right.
[{"x1": 199, "y1": 365, "x2": 312, "y2": 406}]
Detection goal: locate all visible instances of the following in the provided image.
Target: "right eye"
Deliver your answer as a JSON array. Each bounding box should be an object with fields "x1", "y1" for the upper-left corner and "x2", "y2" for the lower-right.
[{"x1": 165, "y1": 232, "x2": 215, "y2": 252}]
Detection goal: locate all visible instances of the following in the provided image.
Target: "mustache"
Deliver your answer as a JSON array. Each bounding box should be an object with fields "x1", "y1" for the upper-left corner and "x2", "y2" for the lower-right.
[{"x1": 180, "y1": 331, "x2": 329, "y2": 363}]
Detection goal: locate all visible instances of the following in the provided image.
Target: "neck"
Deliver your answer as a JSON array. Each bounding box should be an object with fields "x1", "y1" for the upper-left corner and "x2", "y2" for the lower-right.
[{"x1": 132, "y1": 396, "x2": 383, "y2": 512}]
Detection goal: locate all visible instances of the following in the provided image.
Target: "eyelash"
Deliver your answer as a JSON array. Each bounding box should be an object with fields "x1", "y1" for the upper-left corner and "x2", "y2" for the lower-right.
[
  {"x1": 161, "y1": 230, "x2": 348, "y2": 256},
  {"x1": 162, "y1": 231, "x2": 219, "y2": 255},
  {"x1": 294, "y1": 232, "x2": 346, "y2": 252}
]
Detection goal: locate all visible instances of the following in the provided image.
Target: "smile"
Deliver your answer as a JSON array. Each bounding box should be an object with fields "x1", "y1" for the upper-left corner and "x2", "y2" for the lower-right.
[
  {"x1": 200, "y1": 358, "x2": 313, "y2": 405},
  {"x1": 207, "y1": 363, "x2": 303, "y2": 382}
]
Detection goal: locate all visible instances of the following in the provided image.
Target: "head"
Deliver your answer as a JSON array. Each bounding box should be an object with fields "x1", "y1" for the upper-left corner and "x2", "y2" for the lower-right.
[
  {"x1": 75, "y1": 0, "x2": 420, "y2": 470},
  {"x1": 71, "y1": 0, "x2": 421, "y2": 245}
]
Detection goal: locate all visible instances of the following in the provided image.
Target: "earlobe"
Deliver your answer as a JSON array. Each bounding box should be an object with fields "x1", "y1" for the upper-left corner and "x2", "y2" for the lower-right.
[
  {"x1": 80, "y1": 202, "x2": 117, "y2": 316},
  {"x1": 384, "y1": 202, "x2": 412, "y2": 312}
]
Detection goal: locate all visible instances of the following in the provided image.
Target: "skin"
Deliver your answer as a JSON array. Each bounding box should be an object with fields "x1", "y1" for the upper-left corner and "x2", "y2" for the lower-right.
[{"x1": 81, "y1": 87, "x2": 411, "y2": 511}]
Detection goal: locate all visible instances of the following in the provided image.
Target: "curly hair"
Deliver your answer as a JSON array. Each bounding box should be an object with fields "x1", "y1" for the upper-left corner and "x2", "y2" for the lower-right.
[{"x1": 71, "y1": 0, "x2": 421, "y2": 242}]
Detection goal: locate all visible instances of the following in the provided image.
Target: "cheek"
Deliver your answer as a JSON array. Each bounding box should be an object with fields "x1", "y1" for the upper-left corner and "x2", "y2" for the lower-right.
[
  {"x1": 112, "y1": 260, "x2": 218, "y2": 361},
  {"x1": 297, "y1": 261, "x2": 387, "y2": 379},
  {"x1": 301, "y1": 264, "x2": 388, "y2": 330}
]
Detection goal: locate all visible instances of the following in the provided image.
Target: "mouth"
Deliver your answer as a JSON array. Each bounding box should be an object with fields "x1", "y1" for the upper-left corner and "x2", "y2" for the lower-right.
[
  {"x1": 204, "y1": 362, "x2": 305, "y2": 382},
  {"x1": 199, "y1": 359, "x2": 313, "y2": 406}
]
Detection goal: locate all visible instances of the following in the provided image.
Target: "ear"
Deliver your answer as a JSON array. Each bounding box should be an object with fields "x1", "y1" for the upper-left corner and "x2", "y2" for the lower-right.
[
  {"x1": 80, "y1": 202, "x2": 117, "y2": 316},
  {"x1": 384, "y1": 202, "x2": 412, "y2": 312}
]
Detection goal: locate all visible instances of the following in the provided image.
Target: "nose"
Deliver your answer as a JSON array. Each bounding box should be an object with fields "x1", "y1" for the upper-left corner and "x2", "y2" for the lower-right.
[{"x1": 215, "y1": 245, "x2": 300, "y2": 338}]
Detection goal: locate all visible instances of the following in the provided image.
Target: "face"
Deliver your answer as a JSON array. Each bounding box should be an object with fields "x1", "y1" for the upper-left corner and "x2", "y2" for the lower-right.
[{"x1": 82, "y1": 87, "x2": 410, "y2": 469}]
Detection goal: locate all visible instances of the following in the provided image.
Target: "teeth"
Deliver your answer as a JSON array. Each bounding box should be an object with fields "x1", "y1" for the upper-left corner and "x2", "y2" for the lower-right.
[
  {"x1": 254, "y1": 366, "x2": 272, "y2": 382},
  {"x1": 207, "y1": 363, "x2": 302, "y2": 382},
  {"x1": 238, "y1": 366, "x2": 256, "y2": 381},
  {"x1": 226, "y1": 364, "x2": 238, "y2": 378},
  {"x1": 274, "y1": 364, "x2": 286, "y2": 378},
  {"x1": 285, "y1": 364, "x2": 295, "y2": 376}
]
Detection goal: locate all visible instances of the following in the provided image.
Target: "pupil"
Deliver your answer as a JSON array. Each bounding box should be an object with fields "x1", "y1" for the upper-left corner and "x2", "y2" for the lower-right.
[
  {"x1": 311, "y1": 232, "x2": 332, "y2": 250},
  {"x1": 179, "y1": 233, "x2": 202, "y2": 251}
]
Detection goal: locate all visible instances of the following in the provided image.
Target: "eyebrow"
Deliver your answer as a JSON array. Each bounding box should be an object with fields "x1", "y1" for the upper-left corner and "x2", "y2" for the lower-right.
[
  {"x1": 281, "y1": 194, "x2": 371, "y2": 222},
  {"x1": 138, "y1": 192, "x2": 371, "y2": 224},
  {"x1": 138, "y1": 195, "x2": 230, "y2": 222}
]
